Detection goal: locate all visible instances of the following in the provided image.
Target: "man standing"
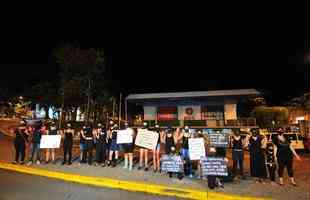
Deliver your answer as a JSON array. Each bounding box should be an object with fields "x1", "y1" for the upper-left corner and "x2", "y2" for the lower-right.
[{"x1": 13, "y1": 121, "x2": 29, "y2": 164}]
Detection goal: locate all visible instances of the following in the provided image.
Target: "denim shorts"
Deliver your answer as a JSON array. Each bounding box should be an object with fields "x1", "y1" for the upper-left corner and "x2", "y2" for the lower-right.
[{"x1": 80, "y1": 143, "x2": 86, "y2": 151}]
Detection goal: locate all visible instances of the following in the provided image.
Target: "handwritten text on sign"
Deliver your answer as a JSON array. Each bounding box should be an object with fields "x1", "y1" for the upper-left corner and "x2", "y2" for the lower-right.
[
  {"x1": 209, "y1": 133, "x2": 229, "y2": 147},
  {"x1": 117, "y1": 129, "x2": 133, "y2": 144},
  {"x1": 135, "y1": 129, "x2": 159, "y2": 150},
  {"x1": 40, "y1": 135, "x2": 61, "y2": 149},
  {"x1": 189, "y1": 138, "x2": 206, "y2": 160},
  {"x1": 201, "y1": 157, "x2": 228, "y2": 176},
  {"x1": 161, "y1": 155, "x2": 183, "y2": 172}
]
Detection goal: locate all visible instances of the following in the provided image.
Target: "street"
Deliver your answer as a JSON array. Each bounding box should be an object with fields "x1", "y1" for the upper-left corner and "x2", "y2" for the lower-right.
[{"x1": 0, "y1": 169, "x2": 182, "y2": 200}]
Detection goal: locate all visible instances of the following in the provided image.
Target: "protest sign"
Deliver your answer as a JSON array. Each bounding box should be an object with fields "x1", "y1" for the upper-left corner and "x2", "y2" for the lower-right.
[
  {"x1": 208, "y1": 133, "x2": 229, "y2": 147},
  {"x1": 117, "y1": 129, "x2": 133, "y2": 144},
  {"x1": 161, "y1": 154, "x2": 183, "y2": 172},
  {"x1": 135, "y1": 129, "x2": 159, "y2": 150},
  {"x1": 40, "y1": 135, "x2": 61, "y2": 149},
  {"x1": 201, "y1": 157, "x2": 228, "y2": 176},
  {"x1": 189, "y1": 138, "x2": 206, "y2": 160}
]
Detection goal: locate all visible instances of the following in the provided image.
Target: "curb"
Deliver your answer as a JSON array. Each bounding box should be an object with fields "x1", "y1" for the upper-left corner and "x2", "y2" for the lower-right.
[{"x1": 0, "y1": 162, "x2": 271, "y2": 200}]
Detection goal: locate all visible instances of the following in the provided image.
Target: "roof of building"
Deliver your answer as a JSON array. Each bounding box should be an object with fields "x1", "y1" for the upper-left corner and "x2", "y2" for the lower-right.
[{"x1": 126, "y1": 89, "x2": 260, "y2": 100}]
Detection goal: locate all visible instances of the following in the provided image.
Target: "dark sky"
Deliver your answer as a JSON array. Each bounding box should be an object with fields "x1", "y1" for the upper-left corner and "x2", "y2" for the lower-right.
[{"x1": 0, "y1": 15, "x2": 310, "y2": 105}]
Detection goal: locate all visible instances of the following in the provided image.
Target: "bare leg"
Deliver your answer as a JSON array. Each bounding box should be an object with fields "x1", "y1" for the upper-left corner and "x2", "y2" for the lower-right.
[
  {"x1": 51, "y1": 149, "x2": 55, "y2": 162},
  {"x1": 152, "y1": 150, "x2": 156, "y2": 171},
  {"x1": 129, "y1": 153, "x2": 133, "y2": 170},
  {"x1": 156, "y1": 150, "x2": 160, "y2": 171},
  {"x1": 144, "y1": 149, "x2": 148, "y2": 169},
  {"x1": 123, "y1": 154, "x2": 128, "y2": 169},
  {"x1": 46, "y1": 149, "x2": 50, "y2": 162},
  {"x1": 139, "y1": 149, "x2": 143, "y2": 168}
]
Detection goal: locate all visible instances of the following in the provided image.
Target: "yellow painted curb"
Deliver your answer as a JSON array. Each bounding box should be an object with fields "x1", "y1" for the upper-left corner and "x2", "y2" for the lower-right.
[{"x1": 0, "y1": 162, "x2": 271, "y2": 200}]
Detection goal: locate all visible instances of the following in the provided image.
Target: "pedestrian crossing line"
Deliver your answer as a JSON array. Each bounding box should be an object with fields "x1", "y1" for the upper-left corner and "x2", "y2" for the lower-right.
[{"x1": 0, "y1": 162, "x2": 272, "y2": 200}]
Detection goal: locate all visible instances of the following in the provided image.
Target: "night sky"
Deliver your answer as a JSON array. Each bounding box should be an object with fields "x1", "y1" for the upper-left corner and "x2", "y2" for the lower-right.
[{"x1": 0, "y1": 16, "x2": 309, "y2": 105}]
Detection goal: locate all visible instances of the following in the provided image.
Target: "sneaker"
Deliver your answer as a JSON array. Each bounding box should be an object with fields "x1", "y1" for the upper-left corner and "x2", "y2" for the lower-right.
[
  {"x1": 12, "y1": 161, "x2": 17, "y2": 164},
  {"x1": 19, "y1": 161, "x2": 24, "y2": 165},
  {"x1": 67, "y1": 162, "x2": 72, "y2": 166},
  {"x1": 94, "y1": 162, "x2": 98, "y2": 167},
  {"x1": 27, "y1": 161, "x2": 32, "y2": 166},
  {"x1": 107, "y1": 161, "x2": 111, "y2": 167},
  {"x1": 138, "y1": 166, "x2": 142, "y2": 170},
  {"x1": 36, "y1": 160, "x2": 40, "y2": 165},
  {"x1": 61, "y1": 161, "x2": 66, "y2": 165},
  {"x1": 144, "y1": 167, "x2": 148, "y2": 171},
  {"x1": 101, "y1": 163, "x2": 106, "y2": 167},
  {"x1": 189, "y1": 174, "x2": 194, "y2": 178}
]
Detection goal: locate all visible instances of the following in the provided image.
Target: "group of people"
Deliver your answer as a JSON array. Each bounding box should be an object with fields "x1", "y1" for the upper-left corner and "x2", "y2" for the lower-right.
[
  {"x1": 12, "y1": 120, "x2": 302, "y2": 188},
  {"x1": 231, "y1": 127, "x2": 301, "y2": 186}
]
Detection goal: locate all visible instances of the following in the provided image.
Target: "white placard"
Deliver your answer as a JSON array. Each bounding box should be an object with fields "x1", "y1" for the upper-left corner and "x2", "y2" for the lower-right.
[
  {"x1": 135, "y1": 129, "x2": 159, "y2": 150},
  {"x1": 189, "y1": 138, "x2": 206, "y2": 160},
  {"x1": 40, "y1": 135, "x2": 61, "y2": 149},
  {"x1": 117, "y1": 129, "x2": 133, "y2": 144}
]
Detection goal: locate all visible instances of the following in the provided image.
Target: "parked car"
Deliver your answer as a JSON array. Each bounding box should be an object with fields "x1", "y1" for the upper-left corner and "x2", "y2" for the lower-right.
[{"x1": 303, "y1": 134, "x2": 310, "y2": 152}]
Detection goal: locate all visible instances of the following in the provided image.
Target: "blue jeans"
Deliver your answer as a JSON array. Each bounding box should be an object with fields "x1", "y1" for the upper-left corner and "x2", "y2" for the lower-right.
[
  {"x1": 30, "y1": 143, "x2": 41, "y2": 162},
  {"x1": 181, "y1": 148, "x2": 192, "y2": 176}
]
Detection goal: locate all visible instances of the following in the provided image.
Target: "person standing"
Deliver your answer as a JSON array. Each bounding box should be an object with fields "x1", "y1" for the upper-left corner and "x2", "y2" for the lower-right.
[
  {"x1": 138, "y1": 122, "x2": 150, "y2": 171},
  {"x1": 45, "y1": 122, "x2": 59, "y2": 164},
  {"x1": 122, "y1": 122, "x2": 135, "y2": 170},
  {"x1": 265, "y1": 141, "x2": 277, "y2": 185},
  {"x1": 62, "y1": 123, "x2": 74, "y2": 165},
  {"x1": 177, "y1": 126, "x2": 193, "y2": 177},
  {"x1": 231, "y1": 129, "x2": 247, "y2": 178},
  {"x1": 274, "y1": 128, "x2": 301, "y2": 186},
  {"x1": 13, "y1": 121, "x2": 29, "y2": 164},
  {"x1": 152, "y1": 124, "x2": 162, "y2": 173},
  {"x1": 248, "y1": 128, "x2": 267, "y2": 182},
  {"x1": 94, "y1": 123, "x2": 108, "y2": 167},
  {"x1": 108, "y1": 124, "x2": 119, "y2": 167},
  {"x1": 27, "y1": 126, "x2": 42, "y2": 165},
  {"x1": 163, "y1": 127, "x2": 177, "y2": 155},
  {"x1": 81, "y1": 123, "x2": 94, "y2": 165}
]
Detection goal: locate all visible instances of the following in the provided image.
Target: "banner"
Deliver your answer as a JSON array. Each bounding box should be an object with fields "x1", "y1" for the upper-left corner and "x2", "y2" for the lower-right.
[
  {"x1": 224, "y1": 104, "x2": 237, "y2": 120},
  {"x1": 157, "y1": 107, "x2": 177, "y2": 121},
  {"x1": 40, "y1": 135, "x2": 61, "y2": 149},
  {"x1": 161, "y1": 154, "x2": 183, "y2": 172},
  {"x1": 178, "y1": 105, "x2": 201, "y2": 120},
  {"x1": 117, "y1": 129, "x2": 133, "y2": 144},
  {"x1": 144, "y1": 106, "x2": 157, "y2": 120},
  {"x1": 135, "y1": 129, "x2": 159, "y2": 150},
  {"x1": 188, "y1": 138, "x2": 206, "y2": 160},
  {"x1": 201, "y1": 157, "x2": 228, "y2": 176},
  {"x1": 208, "y1": 133, "x2": 229, "y2": 147}
]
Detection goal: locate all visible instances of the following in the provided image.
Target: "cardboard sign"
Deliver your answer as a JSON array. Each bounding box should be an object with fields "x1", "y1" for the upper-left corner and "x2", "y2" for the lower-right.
[
  {"x1": 117, "y1": 129, "x2": 133, "y2": 144},
  {"x1": 135, "y1": 129, "x2": 159, "y2": 150},
  {"x1": 201, "y1": 157, "x2": 228, "y2": 176},
  {"x1": 209, "y1": 133, "x2": 229, "y2": 147},
  {"x1": 189, "y1": 138, "x2": 206, "y2": 160},
  {"x1": 40, "y1": 135, "x2": 61, "y2": 149},
  {"x1": 161, "y1": 154, "x2": 183, "y2": 172}
]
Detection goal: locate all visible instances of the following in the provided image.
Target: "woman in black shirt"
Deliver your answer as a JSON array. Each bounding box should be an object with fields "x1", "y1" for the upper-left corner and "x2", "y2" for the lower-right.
[{"x1": 274, "y1": 128, "x2": 301, "y2": 186}]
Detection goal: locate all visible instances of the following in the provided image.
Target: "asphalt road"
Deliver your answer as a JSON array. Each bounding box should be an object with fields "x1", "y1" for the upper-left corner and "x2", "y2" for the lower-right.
[{"x1": 0, "y1": 169, "x2": 184, "y2": 200}]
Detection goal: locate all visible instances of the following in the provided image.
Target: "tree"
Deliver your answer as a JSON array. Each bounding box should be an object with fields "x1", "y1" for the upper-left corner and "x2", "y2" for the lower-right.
[
  {"x1": 55, "y1": 44, "x2": 109, "y2": 125},
  {"x1": 251, "y1": 106, "x2": 289, "y2": 129}
]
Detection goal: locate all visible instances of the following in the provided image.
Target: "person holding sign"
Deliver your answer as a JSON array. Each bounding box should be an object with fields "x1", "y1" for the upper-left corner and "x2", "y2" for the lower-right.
[
  {"x1": 152, "y1": 124, "x2": 163, "y2": 173},
  {"x1": 108, "y1": 124, "x2": 119, "y2": 167},
  {"x1": 45, "y1": 122, "x2": 59, "y2": 164},
  {"x1": 138, "y1": 122, "x2": 150, "y2": 171},
  {"x1": 122, "y1": 122, "x2": 135, "y2": 170},
  {"x1": 94, "y1": 123, "x2": 108, "y2": 167},
  {"x1": 177, "y1": 126, "x2": 193, "y2": 177},
  {"x1": 62, "y1": 123, "x2": 74, "y2": 165}
]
